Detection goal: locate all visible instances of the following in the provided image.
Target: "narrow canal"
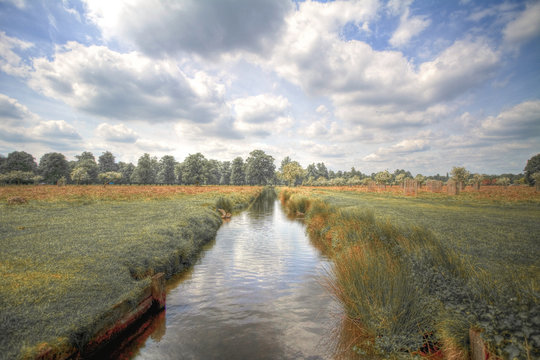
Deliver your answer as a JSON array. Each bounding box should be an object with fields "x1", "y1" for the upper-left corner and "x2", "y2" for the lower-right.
[{"x1": 122, "y1": 194, "x2": 341, "y2": 359}]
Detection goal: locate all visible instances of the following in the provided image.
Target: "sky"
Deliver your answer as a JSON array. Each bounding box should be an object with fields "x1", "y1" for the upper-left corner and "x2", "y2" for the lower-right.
[{"x1": 0, "y1": 0, "x2": 539, "y2": 175}]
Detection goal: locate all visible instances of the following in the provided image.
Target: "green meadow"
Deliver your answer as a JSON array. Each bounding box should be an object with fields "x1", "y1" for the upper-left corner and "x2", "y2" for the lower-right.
[{"x1": 0, "y1": 186, "x2": 260, "y2": 359}]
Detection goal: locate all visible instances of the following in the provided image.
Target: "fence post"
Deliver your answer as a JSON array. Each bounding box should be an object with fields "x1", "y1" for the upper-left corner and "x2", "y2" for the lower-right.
[{"x1": 151, "y1": 273, "x2": 166, "y2": 309}]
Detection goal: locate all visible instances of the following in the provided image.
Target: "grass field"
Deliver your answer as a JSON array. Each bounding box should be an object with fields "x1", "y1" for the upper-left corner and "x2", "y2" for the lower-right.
[
  {"x1": 280, "y1": 186, "x2": 540, "y2": 359},
  {"x1": 0, "y1": 185, "x2": 261, "y2": 359}
]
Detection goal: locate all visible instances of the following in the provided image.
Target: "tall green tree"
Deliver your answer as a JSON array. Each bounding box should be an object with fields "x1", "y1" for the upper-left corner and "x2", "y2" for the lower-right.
[
  {"x1": 70, "y1": 167, "x2": 89, "y2": 185},
  {"x1": 182, "y1": 153, "x2": 207, "y2": 185},
  {"x1": 157, "y1": 155, "x2": 177, "y2": 184},
  {"x1": 131, "y1": 153, "x2": 157, "y2": 184},
  {"x1": 230, "y1": 157, "x2": 245, "y2": 185},
  {"x1": 220, "y1": 161, "x2": 231, "y2": 185},
  {"x1": 524, "y1": 153, "x2": 540, "y2": 186},
  {"x1": 450, "y1": 166, "x2": 470, "y2": 190},
  {"x1": 245, "y1": 149, "x2": 275, "y2": 185},
  {"x1": 98, "y1": 151, "x2": 118, "y2": 173},
  {"x1": 205, "y1": 159, "x2": 221, "y2": 185},
  {"x1": 75, "y1": 152, "x2": 98, "y2": 183},
  {"x1": 117, "y1": 162, "x2": 135, "y2": 184},
  {"x1": 98, "y1": 172, "x2": 122, "y2": 185},
  {"x1": 280, "y1": 161, "x2": 304, "y2": 186},
  {"x1": 316, "y1": 162, "x2": 329, "y2": 179},
  {"x1": 2, "y1": 151, "x2": 37, "y2": 173},
  {"x1": 375, "y1": 170, "x2": 392, "y2": 188},
  {"x1": 38, "y1": 152, "x2": 69, "y2": 184},
  {"x1": 0, "y1": 154, "x2": 6, "y2": 173},
  {"x1": 174, "y1": 163, "x2": 184, "y2": 184},
  {"x1": 305, "y1": 163, "x2": 317, "y2": 180}
]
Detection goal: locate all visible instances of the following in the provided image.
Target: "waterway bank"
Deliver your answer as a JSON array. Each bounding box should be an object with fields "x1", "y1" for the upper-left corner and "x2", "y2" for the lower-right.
[
  {"x1": 115, "y1": 190, "x2": 340, "y2": 359},
  {"x1": 0, "y1": 186, "x2": 261, "y2": 360}
]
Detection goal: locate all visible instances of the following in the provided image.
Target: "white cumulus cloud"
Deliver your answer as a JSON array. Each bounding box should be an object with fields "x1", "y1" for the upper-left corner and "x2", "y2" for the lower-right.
[
  {"x1": 389, "y1": 8, "x2": 431, "y2": 48},
  {"x1": 96, "y1": 123, "x2": 138, "y2": 143},
  {"x1": 27, "y1": 42, "x2": 227, "y2": 124}
]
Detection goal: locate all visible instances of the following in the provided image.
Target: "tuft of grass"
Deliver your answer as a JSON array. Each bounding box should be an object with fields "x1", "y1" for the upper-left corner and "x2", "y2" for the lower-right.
[
  {"x1": 215, "y1": 196, "x2": 233, "y2": 213},
  {"x1": 328, "y1": 243, "x2": 435, "y2": 354}
]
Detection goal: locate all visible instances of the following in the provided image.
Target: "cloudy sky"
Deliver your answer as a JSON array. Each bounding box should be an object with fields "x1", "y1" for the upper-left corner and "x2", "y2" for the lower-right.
[{"x1": 0, "y1": 0, "x2": 539, "y2": 175}]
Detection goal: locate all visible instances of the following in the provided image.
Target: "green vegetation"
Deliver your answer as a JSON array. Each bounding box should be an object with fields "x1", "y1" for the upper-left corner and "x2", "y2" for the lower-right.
[
  {"x1": 0, "y1": 186, "x2": 260, "y2": 359},
  {"x1": 280, "y1": 187, "x2": 540, "y2": 359}
]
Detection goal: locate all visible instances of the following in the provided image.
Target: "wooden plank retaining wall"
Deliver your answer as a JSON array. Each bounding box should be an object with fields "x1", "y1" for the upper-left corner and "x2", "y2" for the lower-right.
[{"x1": 35, "y1": 273, "x2": 166, "y2": 360}]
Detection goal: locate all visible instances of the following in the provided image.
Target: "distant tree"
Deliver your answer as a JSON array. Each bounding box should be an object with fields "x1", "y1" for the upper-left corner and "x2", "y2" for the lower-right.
[
  {"x1": 75, "y1": 152, "x2": 98, "y2": 183},
  {"x1": 174, "y1": 162, "x2": 184, "y2": 184},
  {"x1": 328, "y1": 170, "x2": 336, "y2": 179},
  {"x1": 38, "y1": 152, "x2": 69, "y2": 184},
  {"x1": 348, "y1": 167, "x2": 364, "y2": 179},
  {"x1": 305, "y1": 164, "x2": 318, "y2": 180},
  {"x1": 280, "y1": 161, "x2": 304, "y2": 186},
  {"x1": 131, "y1": 153, "x2": 157, "y2": 184},
  {"x1": 70, "y1": 167, "x2": 90, "y2": 185},
  {"x1": 118, "y1": 162, "x2": 135, "y2": 184},
  {"x1": 524, "y1": 153, "x2": 540, "y2": 186},
  {"x1": 230, "y1": 157, "x2": 245, "y2": 185},
  {"x1": 316, "y1": 162, "x2": 329, "y2": 179},
  {"x1": 532, "y1": 172, "x2": 540, "y2": 190},
  {"x1": 470, "y1": 173, "x2": 484, "y2": 188},
  {"x1": 205, "y1": 159, "x2": 221, "y2": 185},
  {"x1": 157, "y1": 155, "x2": 177, "y2": 184},
  {"x1": 245, "y1": 149, "x2": 275, "y2": 185},
  {"x1": 98, "y1": 171, "x2": 122, "y2": 185},
  {"x1": 220, "y1": 161, "x2": 231, "y2": 185},
  {"x1": 347, "y1": 175, "x2": 362, "y2": 186},
  {"x1": 1, "y1": 171, "x2": 37, "y2": 184},
  {"x1": 280, "y1": 156, "x2": 292, "y2": 171},
  {"x1": 0, "y1": 154, "x2": 6, "y2": 173},
  {"x1": 329, "y1": 177, "x2": 346, "y2": 186},
  {"x1": 393, "y1": 169, "x2": 412, "y2": 179},
  {"x1": 2, "y1": 151, "x2": 37, "y2": 173},
  {"x1": 496, "y1": 177, "x2": 510, "y2": 187},
  {"x1": 395, "y1": 173, "x2": 407, "y2": 186},
  {"x1": 98, "y1": 151, "x2": 118, "y2": 173},
  {"x1": 182, "y1": 153, "x2": 207, "y2": 185},
  {"x1": 450, "y1": 166, "x2": 470, "y2": 190},
  {"x1": 375, "y1": 170, "x2": 392, "y2": 188},
  {"x1": 414, "y1": 174, "x2": 426, "y2": 187}
]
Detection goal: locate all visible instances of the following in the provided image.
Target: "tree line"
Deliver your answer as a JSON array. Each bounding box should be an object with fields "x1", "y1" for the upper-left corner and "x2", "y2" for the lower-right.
[{"x1": 0, "y1": 150, "x2": 538, "y2": 187}]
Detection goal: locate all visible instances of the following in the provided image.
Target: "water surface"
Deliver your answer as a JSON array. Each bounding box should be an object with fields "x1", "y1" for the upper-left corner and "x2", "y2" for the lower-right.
[{"x1": 128, "y1": 196, "x2": 340, "y2": 359}]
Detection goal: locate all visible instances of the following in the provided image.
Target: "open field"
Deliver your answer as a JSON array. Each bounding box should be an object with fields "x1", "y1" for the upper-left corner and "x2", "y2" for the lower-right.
[
  {"x1": 0, "y1": 185, "x2": 261, "y2": 359},
  {"x1": 302, "y1": 185, "x2": 540, "y2": 274},
  {"x1": 280, "y1": 186, "x2": 540, "y2": 359}
]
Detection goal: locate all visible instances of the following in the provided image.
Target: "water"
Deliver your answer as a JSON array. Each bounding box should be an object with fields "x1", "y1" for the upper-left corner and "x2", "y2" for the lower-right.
[{"x1": 123, "y1": 196, "x2": 340, "y2": 359}]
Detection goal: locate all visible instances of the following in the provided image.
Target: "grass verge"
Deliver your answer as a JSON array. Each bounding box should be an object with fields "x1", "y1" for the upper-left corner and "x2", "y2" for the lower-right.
[
  {"x1": 279, "y1": 187, "x2": 539, "y2": 359},
  {"x1": 0, "y1": 185, "x2": 261, "y2": 359}
]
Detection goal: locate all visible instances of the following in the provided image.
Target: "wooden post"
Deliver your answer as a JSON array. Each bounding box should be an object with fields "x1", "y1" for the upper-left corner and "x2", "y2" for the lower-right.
[
  {"x1": 151, "y1": 273, "x2": 166, "y2": 309},
  {"x1": 469, "y1": 329, "x2": 500, "y2": 360}
]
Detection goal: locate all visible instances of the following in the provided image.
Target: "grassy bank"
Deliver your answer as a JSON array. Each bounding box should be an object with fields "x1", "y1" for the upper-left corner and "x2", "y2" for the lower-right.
[
  {"x1": 0, "y1": 185, "x2": 261, "y2": 359},
  {"x1": 279, "y1": 187, "x2": 540, "y2": 359}
]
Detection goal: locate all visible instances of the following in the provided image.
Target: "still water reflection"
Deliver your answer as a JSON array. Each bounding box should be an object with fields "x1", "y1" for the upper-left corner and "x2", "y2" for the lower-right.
[{"x1": 130, "y1": 195, "x2": 340, "y2": 359}]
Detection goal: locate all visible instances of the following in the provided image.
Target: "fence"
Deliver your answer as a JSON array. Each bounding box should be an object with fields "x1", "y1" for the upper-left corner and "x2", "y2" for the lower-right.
[
  {"x1": 403, "y1": 179, "x2": 418, "y2": 196},
  {"x1": 426, "y1": 180, "x2": 442, "y2": 193},
  {"x1": 447, "y1": 179, "x2": 459, "y2": 195}
]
